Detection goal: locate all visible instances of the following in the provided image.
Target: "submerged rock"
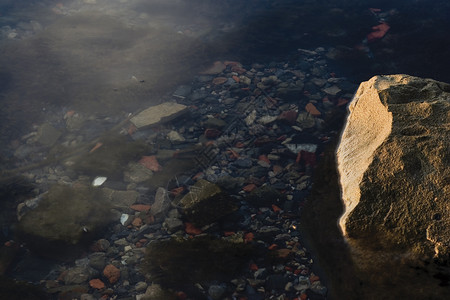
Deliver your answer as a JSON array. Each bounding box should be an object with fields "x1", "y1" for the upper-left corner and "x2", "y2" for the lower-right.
[
  {"x1": 17, "y1": 185, "x2": 114, "y2": 256},
  {"x1": 179, "y1": 179, "x2": 238, "y2": 227},
  {"x1": 130, "y1": 102, "x2": 188, "y2": 129},
  {"x1": 337, "y1": 74, "x2": 450, "y2": 260},
  {"x1": 36, "y1": 123, "x2": 62, "y2": 147}
]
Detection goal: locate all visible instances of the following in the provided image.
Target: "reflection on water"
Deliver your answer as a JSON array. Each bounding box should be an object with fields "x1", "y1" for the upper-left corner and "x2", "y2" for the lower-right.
[{"x1": 0, "y1": 0, "x2": 449, "y2": 299}]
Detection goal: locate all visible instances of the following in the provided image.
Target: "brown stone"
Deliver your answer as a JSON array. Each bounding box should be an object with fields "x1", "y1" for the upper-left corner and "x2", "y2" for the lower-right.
[
  {"x1": 139, "y1": 156, "x2": 162, "y2": 172},
  {"x1": 103, "y1": 264, "x2": 120, "y2": 284},
  {"x1": 305, "y1": 102, "x2": 321, "y2": 116},
  {"x1": 132, "y1": 217, "x2": 143, "y2": 228},
  {"x1": 278, "y1": 110, "x2": 298, "y2": 124},
  {"x1": 89, "y1": 279, "x2": 105, "y2": 289},
  {"x1": 337, "y1": 74, "x2": 450, "y2": 260},
  {"x1": 212, "y1": 77, "x2": 228, "y2": 85}
]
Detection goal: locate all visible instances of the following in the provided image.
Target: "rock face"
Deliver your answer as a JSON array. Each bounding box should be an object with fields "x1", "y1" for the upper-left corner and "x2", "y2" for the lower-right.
[{"x1": 337, "y1": 74, "x2": 450, "y2": 259}]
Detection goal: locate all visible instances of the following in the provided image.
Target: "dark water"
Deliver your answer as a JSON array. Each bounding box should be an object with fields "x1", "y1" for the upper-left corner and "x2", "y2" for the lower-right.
[
  {"x1": 1, "y1": 0, "x2": 449, "y2": 299},
  {"x1": 1, "y1": 0, "x2": 450, "y2": 141}
]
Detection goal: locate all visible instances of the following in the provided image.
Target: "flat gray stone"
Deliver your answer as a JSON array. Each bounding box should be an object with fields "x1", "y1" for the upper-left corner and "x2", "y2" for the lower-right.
[
  {"x1": 130, "y1": 102, "x2": 188, "y2": 129},
  {"x1": 322, "y1": 85, "x2": 342, "y2": 96},
  {"x1": 150, "y1": 187, "x2": 171, "y2": 218}
]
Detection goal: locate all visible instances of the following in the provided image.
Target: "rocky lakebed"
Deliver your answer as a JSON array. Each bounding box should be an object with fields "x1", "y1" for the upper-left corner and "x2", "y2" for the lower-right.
[
  {"x1": 1, "y1": 48, "x2": 353, "y2": 300},
  {"x1": 1, "y1": 1, "x2": 450, "y2": 300}
]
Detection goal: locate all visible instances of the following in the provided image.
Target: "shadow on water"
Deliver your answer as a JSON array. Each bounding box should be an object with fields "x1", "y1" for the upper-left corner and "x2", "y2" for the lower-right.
[{"x1": 301, "y1": 136, "x2": 450, "y2": 299}]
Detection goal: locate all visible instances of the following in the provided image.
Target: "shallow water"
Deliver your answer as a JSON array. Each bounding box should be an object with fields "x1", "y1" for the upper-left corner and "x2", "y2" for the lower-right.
[{"x1": 1, "y1": 0, "x2": 449, "y2": 299}]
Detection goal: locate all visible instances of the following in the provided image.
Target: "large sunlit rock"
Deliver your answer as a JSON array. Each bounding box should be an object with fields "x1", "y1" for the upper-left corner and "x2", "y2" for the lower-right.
[{"x1": 337, "y1": 74, "x2": 450, "y2": 260}]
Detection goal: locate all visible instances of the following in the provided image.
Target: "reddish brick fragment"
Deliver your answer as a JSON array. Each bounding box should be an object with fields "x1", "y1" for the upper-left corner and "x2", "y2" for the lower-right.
[
  {"x1": 244, "y1": 232, "x2": 254, "y2": 243},
  {"x1": 185, "y1": 222, "x2": 202, "y2": 235},
  {"x1": 89, "y1": 279, "x2": 105, "y2": 290},
  {"x1": 249, "y1": 263, "x2": 258, "y2": 271},
  {"x1": 258, "y1": 155, "x2": 270, "y2": 164},
  {"x1": 305, "y1": 102, "x2": 321, "y2": 116},
  {"x1": 272, "y1": 204, "x2": 282, "y2": 213},
  {"x1": 103, "y1": 264, "x2": 120, "y2": 284},
  {"x1": 367, "y1": 22, "x2": 390, "y2": 42},
  {"x1": 278, "y1": 110, "x2": 298, "y2": 124},
  {"x1": 243, "y1": 183, "x2": 257, "y2": 192},
  {"x1": 268, "y1": 244, "x2": 278, "y2": 250},
  {"x1": 139, "y1": 156, "x2": 162, "y2": 172}
]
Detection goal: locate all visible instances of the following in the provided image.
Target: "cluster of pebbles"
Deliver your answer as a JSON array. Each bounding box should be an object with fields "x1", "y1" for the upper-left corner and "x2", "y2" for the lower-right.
[{"x1": 7, "y1": 47, "x2": 357, "y2": 300}]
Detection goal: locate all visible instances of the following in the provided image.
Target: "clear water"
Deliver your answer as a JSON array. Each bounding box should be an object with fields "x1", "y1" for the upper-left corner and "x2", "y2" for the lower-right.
[{"x1": 1, "y1": 0, "x2": 449, "y2": 299}]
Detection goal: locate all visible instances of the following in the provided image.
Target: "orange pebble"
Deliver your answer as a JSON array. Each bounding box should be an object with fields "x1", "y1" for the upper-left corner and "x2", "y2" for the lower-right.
[
  {"x1": 272, "y1": 204, "x2": 282, "y2": 212},
  {"x1": 305, "y1": 102, "x2": 321, "y2": 116},
  {"x1": 89, "y1": 279, "x2": 105, "y2": 290},
  {"x1": 89, "y1": 142, "x2": 103, "y2": 153},
  {"x1": 268, "y1": 244, "x2": 278, "y2": 250},
  {"x1": 243, "y1": 183, "x2": 257, "y2": 192},
  {"x1": 244, "y1": 232, "x2": 254, "y2": 242},
  {"x1": 185, "y1": 222, "x2": 202, "y2": 235},
  {"x1": 258, "y1": 155, "x2": 270, "y2": 164}
]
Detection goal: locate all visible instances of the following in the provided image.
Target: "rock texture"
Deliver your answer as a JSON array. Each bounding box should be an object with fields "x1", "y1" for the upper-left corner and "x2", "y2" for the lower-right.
[{"x1": 337, "y1": 74, "x2": 450, "y2": 259}]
